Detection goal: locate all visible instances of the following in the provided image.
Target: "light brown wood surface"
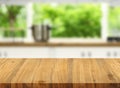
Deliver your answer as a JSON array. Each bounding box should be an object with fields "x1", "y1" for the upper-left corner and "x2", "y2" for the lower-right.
[
  {"x1": 0, "y1": 42, "x2": 120, "y2": 47},
  {"x1": 0, "y1": 59, "x2": 120, "y2": 88}
]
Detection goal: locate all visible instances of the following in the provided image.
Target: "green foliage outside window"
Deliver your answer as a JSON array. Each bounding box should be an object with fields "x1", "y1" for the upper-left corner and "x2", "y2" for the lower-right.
[
  {"x1": 108, "y1": 6, "x2": 120, "y2": 36},
  {"x1": 33, "y1": 4, "x2": 102, "y2": 38},
  {"x1": 0, "y1": 4, "x2": 120, "y2": 38},
  {"x1": 0, "y1": 5, "x2": 27, "y2": 37},
  {"x1": 109, "y1": 7, "x2": 120, "y2": 30}
]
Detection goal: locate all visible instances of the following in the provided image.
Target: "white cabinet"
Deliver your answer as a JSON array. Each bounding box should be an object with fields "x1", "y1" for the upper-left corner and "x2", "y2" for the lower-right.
[
  {"x1": 50, "y1": 47, "x2": 116, "y2": 58},
  {"x1": 0, "y1": 47, "x2": 49, "y2": 58},
  {"x1": 55, "y1": 47, "x2": 80, "y2": 58},
  {"x1": 0, "y1": 51, "x2": 7, "y2": 58},
  {"x1": 0, "y1": 46, "x2": 120, "y2": 58},
  {"x1": 50, "y1": 47, "x2": 120, "y2": 58}
]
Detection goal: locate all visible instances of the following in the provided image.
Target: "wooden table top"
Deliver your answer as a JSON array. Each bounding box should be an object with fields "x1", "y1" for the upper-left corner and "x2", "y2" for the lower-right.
[{"x1": 0, "y1": 59, "x2": 120, "y2": 88}]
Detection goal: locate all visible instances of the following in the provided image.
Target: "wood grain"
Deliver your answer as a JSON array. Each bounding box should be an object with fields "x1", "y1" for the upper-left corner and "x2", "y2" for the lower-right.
[
  {"x1": 0, "y1": 59, "x2": 120, "y2": 88},
  {"x1": 0, "y1": 42, "x2": 120, "y2": 47}
]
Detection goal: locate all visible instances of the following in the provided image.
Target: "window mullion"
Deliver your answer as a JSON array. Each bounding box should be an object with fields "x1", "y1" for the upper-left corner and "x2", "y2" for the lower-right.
[{"x1": 101, "y1": 3, "x2": 109, "y2": 41}]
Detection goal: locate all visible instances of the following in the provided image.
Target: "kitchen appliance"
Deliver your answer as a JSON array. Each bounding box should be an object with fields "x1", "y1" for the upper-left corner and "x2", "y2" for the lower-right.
[
  {"x1": 107, "y1": 37, "x2": 120, "y2": 42},
  {"x1": 107, "y1": 29, "x2": 120, "y2": 42},
  {"x1": 31, "y1": 24, "x2": 51, "y2": 42}
]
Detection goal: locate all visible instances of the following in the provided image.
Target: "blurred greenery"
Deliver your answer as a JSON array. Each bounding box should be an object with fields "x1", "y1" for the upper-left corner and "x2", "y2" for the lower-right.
[
  {"x1": 33, "y1": 4, "x2": 102, "y2": 38},
  {"x1": 109, "y1": 6, "x2": 120, "y2": 35},
  {"x1": 1, "y1": 4, "x2": 119, "y2": 38},
  {"x1": 3, "y1": 30, "x2": 26, "y2": 38},
  {"x1": 0, "y1": 5, "x2": 27, "y2": 37}
]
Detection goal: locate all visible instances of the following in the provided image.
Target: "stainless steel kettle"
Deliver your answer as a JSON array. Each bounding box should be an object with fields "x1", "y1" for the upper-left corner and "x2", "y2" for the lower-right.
[{"x1": 31, "y1": 24, "x2": 51, "y2": 42}]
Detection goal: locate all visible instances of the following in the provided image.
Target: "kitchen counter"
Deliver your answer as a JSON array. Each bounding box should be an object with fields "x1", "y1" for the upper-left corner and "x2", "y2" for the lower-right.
[
  {"x1": 0, "y1": 42, "x2": 120, "y2": 47},
  {"x1": 0, "y1": 38, "x2": 120, "y2": 47},
  {"x1": 0, "y1": 59, "x2": 120, "y2": 88}
]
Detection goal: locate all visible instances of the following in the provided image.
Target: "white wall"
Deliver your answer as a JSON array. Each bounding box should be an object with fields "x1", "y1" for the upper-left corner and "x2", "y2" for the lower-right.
[{"x1": 0, "y1": 0, "x2": 120, "y2": 5}]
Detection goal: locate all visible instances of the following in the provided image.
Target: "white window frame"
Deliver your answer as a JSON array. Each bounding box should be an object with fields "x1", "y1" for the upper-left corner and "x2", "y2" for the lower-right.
[{"x1": 101, "y1": 3, "x2": 109, "y2": 41}]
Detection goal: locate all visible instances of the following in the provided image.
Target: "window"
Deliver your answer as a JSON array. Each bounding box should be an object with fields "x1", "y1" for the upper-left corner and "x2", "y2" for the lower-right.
[
  {"x1": 1, "y1": 0, "x2": 119, "y2": 42},
  {"x1": 0, "y1": 4, "x2": 27, "y2": 38},
  {"x1": 108, "y1": 6, "x2": 120, "y2": 37}
]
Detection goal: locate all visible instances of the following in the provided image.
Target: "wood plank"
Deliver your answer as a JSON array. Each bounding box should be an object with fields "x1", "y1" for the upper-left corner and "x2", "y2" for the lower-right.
[{"x1": 0, "y1": 59, "x2": 120, "y2": 88}]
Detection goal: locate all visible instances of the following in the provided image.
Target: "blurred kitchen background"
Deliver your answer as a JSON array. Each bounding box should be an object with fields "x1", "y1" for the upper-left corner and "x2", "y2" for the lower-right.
[
  {"x1": 0, "y1": 0, "x2": 120, "y2": 58},
  {"x1": 0, "y1": 0, "x2": 120, "y2": 42}
]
